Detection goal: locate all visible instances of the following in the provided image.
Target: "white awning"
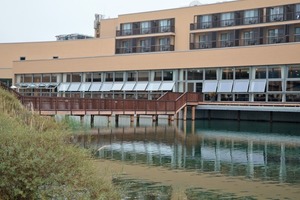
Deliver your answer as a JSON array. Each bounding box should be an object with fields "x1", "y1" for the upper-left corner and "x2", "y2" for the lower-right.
[
  {"x1": 111, "y1": 82, "x2": 124, "y2": 91},
  {"x1": 159, "y1": 81, "x2": 175, "y2": 91},
  {"x1": 58, "y1": 83, "x2": 70, "y2": 92},
  {"x1": 249, "y1": 80, "x2": 266, "y2": 92},
  {"x1": 202, "y1": 81, "x2": 218, "y2": 93},
  {"x1": 146, "y1": 82, "x2": 162, "y2": 91},
  {"x1": 122, "y1": 82, "x2": 136, "y2": 91},
  {"x1": 134, "y1": 82, "x2": 148, "y2": 91},
  {"x1": 232, "y1": 80, "x2": 249, "y2": 92},
  {"x1": 100, "y1": 82, "x2": 113, "y2": 91},
  {"x1": 79, "y1": 82, "x2": 91, "y2": 91},
  {"x1": 217, "y1": 80, "x2": 233, "y2": 93},
  {"x1": 89, "y1": 83, "x2": 102, "y2": 92},
  {"x1": 68, "y1": 82, "x2": 81, "y2": 91}
]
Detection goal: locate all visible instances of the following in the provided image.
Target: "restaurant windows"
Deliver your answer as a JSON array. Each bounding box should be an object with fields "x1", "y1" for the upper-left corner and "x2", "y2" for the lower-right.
[
  {"x1": 105, "y1": 72, "x2": 114, "y2": 82},
  {"x1": 295, "y1": 27, "x2": 300, "y2": 42},
  {"x1": 220, "y1": 32, "x2": 234, "y2": 47},
  {"x1": 244, "y1": 9, "x2": 259, "y2": 24},
  {"x1": 286, "y1": 81, "x2": 300, "y2": 91},
  {"x1": 93, "y1": 73, "x2": 102, "y2": 82},
  {"x1": 268, "y1": 94, "x2": 282, "y2": 102},
  {"x1": 163, "y1": 70, "x2": 173, "y2": 81},
  {"x1": 127, "y1": 71, "x2": 136, "y2": 81},
  {"x1": 221, "y1": 68, "x2": 233, "y2": 80},
  {"x1": 140, "y1": 21, "x2": 151, "y2": 34},
  {"x1": 42, "y1": 74, "x2": 51, "y2": 82},
  {"x1": 154, "y1": 71, "x2": 162, "y2": 81},
  {"x1": 255, "y1": 67, "x2": 267, "y2": 79},
  {"x1": 115, "y1": 72, "x2": 123, "y2": 82},
  {"x1": 205, "y1": 69, "x2": 217, "y2": 80},
  {"x1": 24, "y1": 74, "x2": 32, "y2": 83},
  {"x1": 138, "y1": 71, "x2": 149, "y2": 81},
  {"x1": 187, "y1": 69, "x2": 203, "y2": 80},
  {"x1": 268, "y1": 81, "x2": 282, "y2": 91},
  {"x1": 122, "y1": 23, "x2": 132, "y2": 35},
  {"x1": 286, "y1": 94, "x2": 300, "y2": 102},
  {"x1": 51, "y1": 74, "x2": 59, "y2": 83},
  {"x1": 287, "y1": 65, "x2": 300, "y2": 78},
  {"x1": 235, "y1": 67, "x2": 249, "y2": 79},
  {"x1": 268, "y1": 6, "x2": 284, "y2": 22},
  {"x1": 71, "y1": 73, "x2": 82, "y2": 82},
  {"x1": 159, "y1": 19, "x2": 171, "y2": 32},
  {"x1": 200, "y1": 15, "x2": 212, "y2": 28},
  {"x1": 268, "y1": 28, "x2": 284, "y2": 44},
  {"x1": 254, "y1": 94, "x2": 266, "y2": 102},
  {"x1": 33, "y1": 74, "x2": 42, "y2": 83},
  {"x1": 268, "y1": 66, "x2": 281, "y2": 79},
  {"x1": 235, "y1": 94, "x2": 249, "y2": 101},
  {"x1": 220, "y1": 12, "x2": 234, "y2": 27}
]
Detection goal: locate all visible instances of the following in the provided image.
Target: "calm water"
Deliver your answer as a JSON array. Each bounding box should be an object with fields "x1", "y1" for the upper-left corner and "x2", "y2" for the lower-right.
[{"x1": 73, "y1": 116, "x2": 300, "y2": 199}]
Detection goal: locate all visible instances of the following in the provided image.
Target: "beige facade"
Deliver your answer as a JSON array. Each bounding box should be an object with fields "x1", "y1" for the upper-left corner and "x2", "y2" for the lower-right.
[{"x1": 1, "y1": 0, "x2": 300, "y2": 102}]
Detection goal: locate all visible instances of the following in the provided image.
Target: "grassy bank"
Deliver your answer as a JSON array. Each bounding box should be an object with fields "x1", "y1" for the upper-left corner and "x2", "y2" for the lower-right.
[{"x1": 0, "y1": 88, "x2": 120, "y2": 199}]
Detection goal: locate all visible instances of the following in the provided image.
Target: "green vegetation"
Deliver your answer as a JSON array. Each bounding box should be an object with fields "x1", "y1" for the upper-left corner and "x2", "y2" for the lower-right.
[{"x1": 0, "y1": 88, "x2": 120, "y2": 199}]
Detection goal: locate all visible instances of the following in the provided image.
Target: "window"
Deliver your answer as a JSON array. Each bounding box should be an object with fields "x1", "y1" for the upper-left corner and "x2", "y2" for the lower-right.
[
  {"x1": 159, "y1": 19, "x2": 171, "y2": 32},
  {"x1": 159, "y1": 38, "x2": 170, "y2": 51},
  {"x1": 187, "y1": 69, "x2": 203, "y2": 80},
  {"x1": 287, "y1": 81, "x2": 300, "y2": 91},
  {"x1": 139, "y1": 39, "x2": 151, "y2": 52},
  {"x1": 244, "y1": 9, "x2": 259, "y2": 24},
  {"x1": 269, "y1": 6, "x2": 284, "y2": 21},
  {"x1": 268, "y1": 66, "x2": 281, "y2": 79},
  {"x1": 201, "y1": 15, "x2": 212, "y2": 28},
  {"x1": 42, "y1": 74, "x2": 51, "y2": 82},
  {"x1": 138, "y1": 71, "x2": 149, "y2": 81},
  {"x1": 163, "y1": 70, "x2": 173, "y2": 81},
  {"x1": 221, "y1": 68, "x2": 233, "y2": 80},
  {"x1": 33, "y1": 74, "x2": 42, "y2": 83},
  {"x1": 199, "y1": 34, "x2": 212, "y2": 48},
  {"x1": 221, "y1": 12, "x2": 234, "y2": 26},
  {"x1": 243, "y1": 30, "x2": 258, "y2": 45},
  {"x1": 24, "y1": 74, "x2": 32, "y2": 83},
  {"x1": 105, "y1": 72, "x2": 113, "y2": 82},
  {"x1": 141, "y1": 21, "x2": 151, "y2": 34},
  {"x1": 295, "y1": 27, "x2": 300, "y2": 42},
  {"x1": 296, "y1": 4, "x2": 300, "y2": 19},
  {"x1": 217, "y1": 80, "x2": 233, "y2": 92},
  {"x1": 122, "y1": 23, "x2": 132, "y2": 35},
  {"x1": 202, "y1": 81, "x2": 218, "y2": 93},
  {"x1": 92, "y1": 73, "x2": 101, "y2": 82},
  {"x1": 72, "y1": 73, "x2": 82, "y2": 82},
  {"x1": 232, "y1": 80, "x2": 249, "y2": 92},
  {"x1": 249, "y1": 80, "x2": 266, "y2": 92},
  {"x1": 220, "y1": 32, "x2": 234, "y2": 47},
  {"x1": 121, "y1": 40, "x2": 131, "y2": 53},
  {"x1": 268, "y1": 29, "x2": 284, "y2": 44},
  {"x1": 288, "y1": 65, "x2": 300, "y2": 78},
  {"x1": 127, "y1": 71, "x2": 136, "y2": 81},
  {"x1": 20, "y1": 57, "x2": 26, "y2": 61},
  {"x1": 235, "y1": 67, "x2": 249, "y2": 79},
  {"x1": 255, "y1": 67, "x2": 266, "y2": 79},
  {"x1": 268, "y1": 81, "x2": 282, "y2": 91},
  {"x1": 154, "y1": 71, "x2": 162, "y2": 81},
  {"x1": 51, "y1": 74, "x2": 58, "y2": 83},
  {"x1": 115, "y1": 72, "x2": 123, "y2": 82},
  {"x1": 205, "y1": 69, "x2": 217, "y2": 80}
]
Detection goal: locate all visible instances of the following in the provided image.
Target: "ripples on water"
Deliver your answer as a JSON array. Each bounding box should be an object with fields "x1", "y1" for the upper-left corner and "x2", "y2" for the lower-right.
[{"x1": 73, "y1": 116, "x2": 300, "y2": 199}]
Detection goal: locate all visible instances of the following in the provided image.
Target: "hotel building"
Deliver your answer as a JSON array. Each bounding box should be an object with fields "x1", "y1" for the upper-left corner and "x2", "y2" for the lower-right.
[{"x1": 1, "y1": 0, "x2": 300, "y2": 106}]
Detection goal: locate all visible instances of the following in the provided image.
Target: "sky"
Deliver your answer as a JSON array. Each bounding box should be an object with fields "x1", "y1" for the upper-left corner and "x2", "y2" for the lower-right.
[{"x1": 0, "y1": 0, "x2": 223, "y2": 43}]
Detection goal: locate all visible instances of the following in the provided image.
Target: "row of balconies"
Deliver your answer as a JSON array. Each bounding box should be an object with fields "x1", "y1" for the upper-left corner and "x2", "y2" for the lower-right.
[
  {"x1": 116, "y1": 44, "x2": 175, "y2": 54},
  {"x1": 116, "y1": 25, "x2": 175, "y2": 37}
]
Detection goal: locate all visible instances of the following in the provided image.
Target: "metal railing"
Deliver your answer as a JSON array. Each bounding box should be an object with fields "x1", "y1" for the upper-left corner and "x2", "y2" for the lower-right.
[
  {"x1": 116, "y1": 25, "x2": 175, "y2": 37},
  {"x1": 116, "y1": 44, "x2": 174, "y2": 54}
]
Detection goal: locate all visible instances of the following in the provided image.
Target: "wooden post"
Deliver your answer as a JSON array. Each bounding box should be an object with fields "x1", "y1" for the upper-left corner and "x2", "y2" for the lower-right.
[
  {"x1": 183, "y1": 106, "x2": 187, "y2": 121},
  {"x1": 191, "y1": 106, "x2": 196, "y2": 121}
]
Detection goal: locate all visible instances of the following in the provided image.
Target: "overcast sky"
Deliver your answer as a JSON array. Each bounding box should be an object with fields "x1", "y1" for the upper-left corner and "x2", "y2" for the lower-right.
[{"x1": 0, "y1": 0, "x2": 222, "y2": 43}]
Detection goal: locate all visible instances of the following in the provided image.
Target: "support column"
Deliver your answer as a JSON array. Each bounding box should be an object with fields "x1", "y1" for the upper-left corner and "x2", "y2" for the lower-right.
[
  {"x1": 183, "y1": 106, "x2": 187, "y2": 121},
  {"x1": 191, "y1": 106, "x2": 196, "y2": 121},
  {"x1": 80, "y1": 115, "x2": 84, "y2": 124}
]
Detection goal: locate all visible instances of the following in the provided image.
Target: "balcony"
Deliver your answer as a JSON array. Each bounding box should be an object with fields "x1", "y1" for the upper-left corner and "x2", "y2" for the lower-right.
[
  {"x1": 116, "y1": 25, "x2": 175, "y2": 37},
  {"x1": 116, "y1": 45, "x2": 175, "y2": 54}
]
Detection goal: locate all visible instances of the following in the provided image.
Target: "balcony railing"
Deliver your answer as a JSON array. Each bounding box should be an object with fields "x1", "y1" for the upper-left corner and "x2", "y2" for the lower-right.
[
  {"x1": 116, "y1": 25, "x2": 175, "y2": 37},
  {"x1": 190, "y1": 11, "x2": 300, "y2": 31},
  {"x1": 116, "y1": 45, "x2": 174, "y2": 54},
  {"x1": 190, "y1": 34, "x2": 292, "y2": 50}
]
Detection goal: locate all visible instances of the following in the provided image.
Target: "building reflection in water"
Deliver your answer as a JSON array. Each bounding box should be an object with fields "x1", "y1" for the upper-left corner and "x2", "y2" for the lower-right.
[{"x1": 75, "y1": 118, "x2": 300, "y2": 185}]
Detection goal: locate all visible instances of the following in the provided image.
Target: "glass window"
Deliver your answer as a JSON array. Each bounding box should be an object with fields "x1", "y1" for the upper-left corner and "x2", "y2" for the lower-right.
[
  {"x1": 134, "y1": 82, "x2": 148, "y2": 91},
  {"x1": 268, "y1": 66, "x2": 281, "y2": 79},
  {"x1": 85, "y1": 73, "x2": 92, "y2": 82},
  {"x1": 202, "y1": 81, "x2": 218, "y2": 93},
  {"x1": 121, "y1": 40, "x2": 131, "y2": 53},
  {"x1": 51, "y1": 74, "x2": 58, "y2": 83},
  {"x1": 146, "y1": 82, "x2": 161, "y2": 91},
  {"x1": 244, "y1": 9, "x2": 259, "y2": 24},
  {"x1": 255, "y1": 67, "x2": 266, "y2": 79},
  {"x1": 220, "y1": 32, "x2": 234, "y2": 47},
  {"x1": 127, "y1": 71, "x2": 136, "y2": 81},
  {"x1": 72, "y1": 73, "x2": 82, "y2": 82},
  {"x1": 159, "y1": 19, "x2": 171, "y2": 32},
  {"x1": 111, "y1": 82, "x2": 124, "y2": 91},
  {"x1": 141, "y1": 21, "x2": 151, "y2": 34},
  {"x1": 68, "y1": 83, "x2": 81, "y2": 92},
  {"x1": 221, "y1": 12, "x2": 234, "y2": 26},
  {"x1": 42, "y1": 74, "x2": 50, "y2": 82},
  {"x1": 221, "y1": 94, "x2": 233, "y2": 101},
  {"x1": 249, "y1": 80, "x2": 266, "y2": 92},
  {"x1": 268, "y1": 81, "x2": 282, "y2": 91},
  {"x1": 58, "y1": 83, "x2": 70, "y2": 92},
  {"x1": 187, "y1": 83, "x2": 194, "y2": 92},
  {"x1": 268, "y1": 94, "x2": 282, "y2": 102},
  {"x1": 100, "y1": 82, "x2": 113, "y2": 91},
  {"x1": 89, "y1": 83, "x2": 102, "y2": 91},
  {"x1": 295, "y1": 27, "x2": 300, "y2": 42},
  {"x1": 187, "y1": 69, "x2": 203, "y2": 80},
  {"x1": 24, "y1": 74, "x2": 32, "y2": 83},
  {"x1": 217, "y1": 80, "x2": 233, "y2": 92},
  {"x1": 139, "y1": 39, "x2": 151, "y2": 52},
  {"x1": 105, "y1": 72, "x2": 113, "y2": 82},
  {"x1": 115, "y1": 72, "x2": 123, "y2": 82},
  {"x1": 205, "y1": 69, "x2": 217, "y2": 80},
  {"x1": 286, "y1": 94, "x2": 300, "y2": 102},
  {"x1": 138, "y1": 71, "x2": 149, "y2": 81},
  {"x1": 235, "y1": 94, "x2": 249, "y2": 101},
  {"x1": 122, "y1": 82, "x2": 136, "y2": 91},
  {"x1": 92, "y1": 73, "x2": 101, "y2": 82},
  {"x1": 235, "y1": 67, "x2": 249, "y2": 79},
  {"x1": 199, "y1": 34, "x2": 212, "y2": 48},
  {"x1": 159, "y1": 82, "x2": 175, "y2": 91},
  {"x1": 201, "y1": 15, "x2": 212, "y2": 28},
  {"x1": 254, "y1": 94, "x2": 266, "y2": 102},
  {"x1": 159, "y1": 38, "x2": 170, "y2": 51},
  {"x1": 154, "y1": 71, "x2": 162, "y2": 81},
  {"x1": 296, "y1": 4, "x2": 300, "y2": 19},
  {"x1": 287, "y1": 81, "x2": 300, "y2": 91},
  {"x1": 232, "y1": 80, "x2": 249, "y2": 92},
  {"x1": 269, "y1": 6, "x2": 284, "y2": 21},
  {"x1": 221, "y1": 68, "x2": 233, "y2": 79},
  {"x1": 243, "y1": 30, "x2": 258, "y2": 45},
  {"x1": 122, "y1": 23, "x2": 132, "y2": 35},
  {"x1": 163, "y1": 70, "x2": 173, "y2": 81},
  {"x1": 268, "y1": 29, "x2": 284, "y2": 44},
  {"x1": 79, "y1": 82, "x2": 91, "y2": 91},
  {"x1": 288, "y1": 65, "x2": 300, "y2": 78},
  {"x1": 32, "y1": 74, "x2": 41, "y2": 83}
]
